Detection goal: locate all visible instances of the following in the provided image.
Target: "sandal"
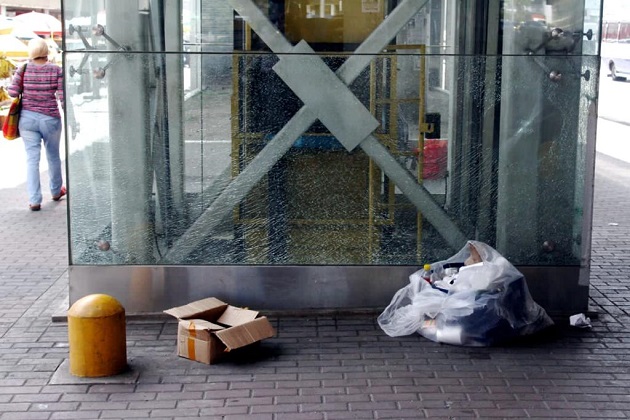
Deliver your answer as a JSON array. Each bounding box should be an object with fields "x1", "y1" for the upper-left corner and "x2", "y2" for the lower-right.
[
  {"x1": 52, "y1": 186, "x2": 67, "y2": 201},
  {"x1": 29, "y1": 204, "x2": 41, "y2": 211}
]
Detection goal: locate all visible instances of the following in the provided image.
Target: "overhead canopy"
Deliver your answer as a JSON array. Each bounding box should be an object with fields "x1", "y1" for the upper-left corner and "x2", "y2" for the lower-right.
[
  {"x1": 13, "y1": 12, "x2": 62, "y2": 37},
  {"x1": 0, "y1": 24, "x2": 40, "y2": 41},
  {"x1": 0, "y1": 17, "x2": 13, "y2": 35},
  {"x1": 0, "y1": 34, "x2": 29, "y2": 60}
]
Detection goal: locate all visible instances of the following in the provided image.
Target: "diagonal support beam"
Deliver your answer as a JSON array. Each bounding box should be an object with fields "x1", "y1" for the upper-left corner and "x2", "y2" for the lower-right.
[
  {"x1": 273, "y1": 40, "x2": 380, "y2": 152},
  {"x1": 361, "y1": 136, "x2": 468, "y2": 248},
  {"x1": 161, "y1": 0, "x2": 463, "y2": 263}
]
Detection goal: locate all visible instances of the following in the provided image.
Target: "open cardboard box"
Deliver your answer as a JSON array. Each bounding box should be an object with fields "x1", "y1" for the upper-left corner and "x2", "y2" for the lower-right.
[{"x1": 164, "y1": 297, "x2": 276, "y2": 364}]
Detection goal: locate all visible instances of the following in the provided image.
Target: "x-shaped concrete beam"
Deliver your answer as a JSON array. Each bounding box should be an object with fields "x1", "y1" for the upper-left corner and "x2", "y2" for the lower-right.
[{"x1": 162, "y1": 0, "x2": 466, "y2": 263}]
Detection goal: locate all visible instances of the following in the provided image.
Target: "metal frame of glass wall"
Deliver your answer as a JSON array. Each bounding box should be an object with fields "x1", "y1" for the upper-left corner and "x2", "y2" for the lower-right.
[{"x1": 61, "y1": 0, "x2": 602, "y2": 315}]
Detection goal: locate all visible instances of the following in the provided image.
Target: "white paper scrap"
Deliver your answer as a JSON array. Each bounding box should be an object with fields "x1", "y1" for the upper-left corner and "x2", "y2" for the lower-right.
[{"x1": 569, "y1": 313, "x2": 592, "y2": 328}]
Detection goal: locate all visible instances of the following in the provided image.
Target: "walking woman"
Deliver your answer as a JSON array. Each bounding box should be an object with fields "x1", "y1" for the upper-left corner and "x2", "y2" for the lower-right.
[{"x1": 7, "y1": 37, "x2": 65, "y2": 211}]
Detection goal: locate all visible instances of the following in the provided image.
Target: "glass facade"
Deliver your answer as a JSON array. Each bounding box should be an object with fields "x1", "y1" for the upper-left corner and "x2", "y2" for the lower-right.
[{"x1": 61, "y1": 0, "x2": 601, "y2": 312}]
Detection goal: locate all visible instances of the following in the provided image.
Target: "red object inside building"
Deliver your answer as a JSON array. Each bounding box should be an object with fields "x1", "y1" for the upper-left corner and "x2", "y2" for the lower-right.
[{"x1": 419, "y1": 139, "x2": 448, "y2": 180}]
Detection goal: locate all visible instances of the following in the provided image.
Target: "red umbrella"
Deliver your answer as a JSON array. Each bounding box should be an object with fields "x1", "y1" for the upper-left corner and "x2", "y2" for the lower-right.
[{"x1": 13, "y1": 12, "x2": 62, "y2": 37}]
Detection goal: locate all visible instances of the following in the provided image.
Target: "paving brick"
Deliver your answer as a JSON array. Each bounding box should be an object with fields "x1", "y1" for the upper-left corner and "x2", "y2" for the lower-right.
[
  {"x1": 573, "y1": 409, "x2": 627, "y2": 418},
  {"x1": 301, "y1": 402, "x2": 349, "y2": 412},
  {"x1": 134, "y1": 384, "x2": 182, "y2": 392},
  {"x1": 87, "y1": 384, "x2": 136, "y2": 393},
  {"x1": 370, "y1": 392, "x2": 417, "y2": 403},
  {"x1": 0, "y1": 378, "x2": 26, "y2": 386},
  {"x1": 12, "y1": 393, "x2": 61, "y2": 403},
  {"x1": 475, "y1": 408, "x2": 531, "y2": 417},
  {"x1": 324, "y1": 394, "x2": 371, "y2": 403},
  {"x1": 423, "y1": 408, "x2": 478, "y2": 418},
  {"x1": 223, "y1": 415, "x2": 272, "y2": 420},
  {"x1": 181, "y1": 382, "x2": 228, "y2": 392},
  {"x1": 175, "y1": 398, "x2": 225, "y2": 409},
  {"x1": 229, "y1": 380, "x2": 275, "y2": 391},
  {"x1": 0, "y1": 386, "x2": 42, "y2": 394},
  {"x1": 59, "y1": 394, "x2": 108, "y2": 403},
  {"x1": 321, "y1": 379, "x2": 368, "y2": 388},
  {"x1": 198, "y1": 406, "x2": 249, "y2": 416},
  {"x1": 224, "y1": 396, "x2": 272, "y2": 407},
  {"x1": 146, "y1": 407, "x2": 201, "y2": 418},
  {"x1": 276, "y1": 380, "x2": 322, "y2": 389},
  {"x1": 546, "y1": 401, "x2": 596, "y2": 410},
  {"x1": 0, "y1": 413, "x2": 52, "y2": 420},
  {"x1": 98, "y1": 410, "x2": 151, "y2": 418},
  {"x1": 419, "y1": 392, "x2": 468, "y2": 401},
  {"x1": 321, "y1": 411, "x2": 375, "y2": 419},
  {"x1": 274, "y1": 413, "x2": 324, "y2": 420},
  {"x1": 107, "y1": 392, "x2": 157, "y2": 402},
  {"x1": 130, "y1": 400, "x2": 176, "y2": 410},
  {"x1": 250, "y1": 403, "x2": 298, "y2": 414},
  {"x1": 159, "y1": 375, "x2": 209, "y2": 384},
  {"x1": 155, "y1": 391, "x2": 203, "y2": 400},
  {"x1": 373, "y1": 409, "x2": 426, "y2": 419},
  {"x1": 525, "y1": 409, "x2": 578, "y2": 418},
  {"x1": 0, "y1": 402, "x2": 30, "y2": 411},
  {"x1": 28, "y1": 403, "x2": 80, "y2": 412},
  {"x1": 252, "y1": 388, "x2": 298, "y2": 398},
  {"x1": 203, "y1": 389, "x2": 251, "y2": 399}
]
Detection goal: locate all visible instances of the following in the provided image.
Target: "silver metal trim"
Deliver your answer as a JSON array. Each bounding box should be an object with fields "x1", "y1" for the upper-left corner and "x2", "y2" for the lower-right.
[{"x1": 69, "y1": 264, "x2": 589, "y2": 316}]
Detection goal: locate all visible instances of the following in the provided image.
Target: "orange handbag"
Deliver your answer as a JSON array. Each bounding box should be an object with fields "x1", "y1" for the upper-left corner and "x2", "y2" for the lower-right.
[{"x1": 2, "y1": 64, "x2": 26, "y2": 141}]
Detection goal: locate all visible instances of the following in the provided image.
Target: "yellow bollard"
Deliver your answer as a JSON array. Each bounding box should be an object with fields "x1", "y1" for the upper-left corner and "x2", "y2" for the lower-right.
[{"x1": 68, "y1": 294, "x2": 127, "y2": 377}]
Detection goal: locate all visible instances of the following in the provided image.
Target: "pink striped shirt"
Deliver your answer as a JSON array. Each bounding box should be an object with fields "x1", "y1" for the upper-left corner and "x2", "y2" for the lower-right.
[{"x1": 8, "y1": 61, "x2": 64, "y2": 119}]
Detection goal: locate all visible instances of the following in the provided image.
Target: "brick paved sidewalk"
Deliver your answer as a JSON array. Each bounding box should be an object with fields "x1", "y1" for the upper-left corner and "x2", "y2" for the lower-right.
[{"x1": 0, "y1": 152, "x2": 629, "y2": 420}]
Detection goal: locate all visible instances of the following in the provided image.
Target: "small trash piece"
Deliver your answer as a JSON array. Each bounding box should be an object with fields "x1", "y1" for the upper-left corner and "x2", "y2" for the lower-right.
[{"x1": 569, "y1": 313, "x2": 592, "y2": 328}]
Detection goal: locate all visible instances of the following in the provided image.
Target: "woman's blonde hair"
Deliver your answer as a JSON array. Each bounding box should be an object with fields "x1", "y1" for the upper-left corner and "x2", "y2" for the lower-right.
[{"x1": 28, "y1": 38, "x2": 49, "y2": 60}]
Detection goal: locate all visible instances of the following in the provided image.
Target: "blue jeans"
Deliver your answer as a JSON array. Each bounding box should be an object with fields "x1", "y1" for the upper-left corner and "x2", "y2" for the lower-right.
[{"x1": 19, "y1": 110, "x2": 63, "y2": 205}]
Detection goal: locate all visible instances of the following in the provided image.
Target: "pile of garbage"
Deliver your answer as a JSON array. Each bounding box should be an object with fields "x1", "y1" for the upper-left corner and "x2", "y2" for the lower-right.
[{"x1": 378, "y1": 241, "x2": 553, "y2": 346}]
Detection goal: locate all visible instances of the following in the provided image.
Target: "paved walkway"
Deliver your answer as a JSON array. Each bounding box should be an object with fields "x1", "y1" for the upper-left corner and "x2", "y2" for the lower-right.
[{"x1": 0, "y1": 137, "x2": 630, "y2": 419}]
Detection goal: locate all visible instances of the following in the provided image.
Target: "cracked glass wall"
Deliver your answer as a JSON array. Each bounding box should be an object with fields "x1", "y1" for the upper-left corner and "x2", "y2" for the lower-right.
[{"x1": 61, "y1": 1, "x2": 601, "y2": 279}]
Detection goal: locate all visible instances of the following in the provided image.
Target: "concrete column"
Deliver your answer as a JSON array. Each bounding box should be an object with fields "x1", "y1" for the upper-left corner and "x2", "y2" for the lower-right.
[
  {"x1": 106, "y1": 2, "x2": 155, "y2": 263},
  {"x1": 495, "y1": 31, "x2": 544, "y2": 262}
]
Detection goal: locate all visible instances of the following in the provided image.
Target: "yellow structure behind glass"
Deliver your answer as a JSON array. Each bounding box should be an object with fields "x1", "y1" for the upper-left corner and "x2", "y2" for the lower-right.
[{"x1": 284, "y1": 0, "x2": 385, "y2": 45}]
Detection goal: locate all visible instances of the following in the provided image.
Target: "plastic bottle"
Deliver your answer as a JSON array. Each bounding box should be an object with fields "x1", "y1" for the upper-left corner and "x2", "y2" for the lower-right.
[{"x1": 421, "y1": 264, "x2": 432, "y2": 284}]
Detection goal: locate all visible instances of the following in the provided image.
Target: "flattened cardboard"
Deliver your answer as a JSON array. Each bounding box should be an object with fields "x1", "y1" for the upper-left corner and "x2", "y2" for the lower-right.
[
  {"x1": 217, "y1": 306, "x2": 259, "y2": 327},
  {"x1": 214, "y1": 316, "x2": 275, "y2": 350},
  {"x1": 163, "y1": 297, "x2": 227, "y2": 320}
]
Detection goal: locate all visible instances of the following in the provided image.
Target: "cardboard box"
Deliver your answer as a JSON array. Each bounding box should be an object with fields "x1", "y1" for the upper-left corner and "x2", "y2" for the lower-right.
[{"x1": 164, "y1": 297, "x2": 276, "y2": 364}]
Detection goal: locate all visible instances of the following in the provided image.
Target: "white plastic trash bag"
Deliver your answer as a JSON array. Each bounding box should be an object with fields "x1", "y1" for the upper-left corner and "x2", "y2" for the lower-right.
[{"x1": 378, "y1": 241, "x2": 553, "y2": 346}]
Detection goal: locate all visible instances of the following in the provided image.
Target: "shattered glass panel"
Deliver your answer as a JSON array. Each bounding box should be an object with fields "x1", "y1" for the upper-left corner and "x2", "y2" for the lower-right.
[{"x1": 62, "y1": 0, "x2": 601, "y2": 269}]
